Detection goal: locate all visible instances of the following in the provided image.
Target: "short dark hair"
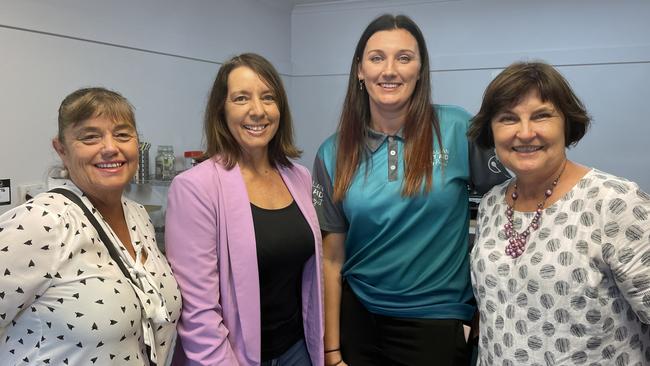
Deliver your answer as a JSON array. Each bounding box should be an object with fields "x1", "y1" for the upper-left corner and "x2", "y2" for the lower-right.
[
  {"x1": 203, "y1": 53, "x2": 300, "y2": 169},
  {"x1": 58, "y1": 87, "x2": 136, "y2": 143},
  {"x1": 468, "y1": 61, "x2": 591, "y2": 149}
]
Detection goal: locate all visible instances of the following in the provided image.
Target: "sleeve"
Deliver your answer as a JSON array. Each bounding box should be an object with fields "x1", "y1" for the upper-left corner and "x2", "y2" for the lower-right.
[
  {"x1": 600, "y1": 183, "x2": 650, "y2": 324},
  {"x1": 164, "y1": 175, "x2": 240, "y2": 365},
  {"x1": 312, "y1": 152, "x2": 348, "y2": 233},
  {"x1": 0, "y1": 203, "x2": 63, "y2": 329},
  {"x1": 468, "y1": 140, "x2": 511, "y2": 196}
]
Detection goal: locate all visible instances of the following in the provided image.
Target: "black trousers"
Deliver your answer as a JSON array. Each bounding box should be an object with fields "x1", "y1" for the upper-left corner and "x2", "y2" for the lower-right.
[{"x1": 340, "y1": 282, "x2": 471, "y2": 366}]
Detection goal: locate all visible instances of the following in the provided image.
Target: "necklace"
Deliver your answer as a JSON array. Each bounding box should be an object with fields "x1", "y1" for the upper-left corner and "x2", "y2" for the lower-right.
[{"x1": 504, "y1": 161, "x2": 567, "y2": 258}]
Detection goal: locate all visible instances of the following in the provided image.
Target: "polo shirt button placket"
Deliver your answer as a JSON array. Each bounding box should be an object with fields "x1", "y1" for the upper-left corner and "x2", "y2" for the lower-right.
[{"x1": 387, "y1": 136, "x2": 398, "y2": 181}]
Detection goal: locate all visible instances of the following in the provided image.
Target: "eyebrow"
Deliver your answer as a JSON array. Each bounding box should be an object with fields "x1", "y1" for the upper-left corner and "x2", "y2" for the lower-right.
[
  {"x1": 366, "y1": 48, "x2": 417, "y2": 54},
  {"x1": 74, "y1": 122, "x2": 134, "y2": 133},
  {"x1": 229, "y1": 88, "x2": 274, "y2": 96}
]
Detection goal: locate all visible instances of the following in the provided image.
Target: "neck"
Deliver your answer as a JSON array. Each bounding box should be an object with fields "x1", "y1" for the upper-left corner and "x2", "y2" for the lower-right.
[
  {"x1": 516, "y1": 159, "x2": 569, "y2": 200},
  {"x1": 369, "y1": 104, "x2": 408, "y2": 135},
  {"x1": 84, "y1": 190, "x2": 124, "y2": 220},
  {"x1": 239, "y1": 149, "x2": 273, "y2": 176}
]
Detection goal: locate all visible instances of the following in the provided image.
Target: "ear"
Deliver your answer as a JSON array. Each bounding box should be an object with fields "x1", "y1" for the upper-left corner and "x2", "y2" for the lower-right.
[
  {"x1": 52, "y1": 137, "x2": 66, "y2": 159},
  {"x1": 357, "y1": 60, "x2": 364, "y2": 81}
]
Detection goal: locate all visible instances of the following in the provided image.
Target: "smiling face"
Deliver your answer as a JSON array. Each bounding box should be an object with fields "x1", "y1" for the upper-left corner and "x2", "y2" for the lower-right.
[
  {"x1": 224, "y1": 66, "x2": 280, "y2": 161},
  {"x1": 357, "y1": 28, "x2": 421, "y2": 117},
  {"x1": 53, "y1": 115, "x2": 138, "y2": 201},
  {"x1": 491, "y1": 89, "x2": 567, "y2": 179}
]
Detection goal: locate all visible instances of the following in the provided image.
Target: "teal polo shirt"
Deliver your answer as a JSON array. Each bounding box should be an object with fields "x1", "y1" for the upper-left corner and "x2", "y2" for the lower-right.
[{"x1": 312, "y1": 104, "x2": 475, "y2": 320}]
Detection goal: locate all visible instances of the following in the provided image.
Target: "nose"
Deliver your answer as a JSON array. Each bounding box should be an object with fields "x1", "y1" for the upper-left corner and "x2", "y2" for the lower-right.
[
  {"x1": 382, "y1": 59, "x2": 397, "y2": 78},
  {"x1": 516, "y1": 119, "x2": 536, "y2": 140},
  {"x1": 249, "y1": 97, "x2": 265, "y2": 120},
  {"x1": 100, "y1": 135, "x2": 119, "y2": 154}
]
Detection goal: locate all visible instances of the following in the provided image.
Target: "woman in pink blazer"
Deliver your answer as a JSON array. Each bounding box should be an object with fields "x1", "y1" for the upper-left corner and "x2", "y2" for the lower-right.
[{"x1": 165, "y1": 53, "x2": 324, "y2": 366}]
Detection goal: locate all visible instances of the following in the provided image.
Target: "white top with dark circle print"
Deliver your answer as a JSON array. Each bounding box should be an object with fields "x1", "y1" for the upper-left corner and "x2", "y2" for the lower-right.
[
  {"x1": 470, "y1": 169, "x2": 650, "y2": 366},
  {"x1": 0, "y1": 181, "x2": 181, "y2": 366}
]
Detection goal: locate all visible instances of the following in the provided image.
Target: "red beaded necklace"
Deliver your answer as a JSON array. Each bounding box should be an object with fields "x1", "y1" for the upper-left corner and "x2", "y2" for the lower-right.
[{"x1": 504, "y1": 161, "x2": 567, "y2": 258}]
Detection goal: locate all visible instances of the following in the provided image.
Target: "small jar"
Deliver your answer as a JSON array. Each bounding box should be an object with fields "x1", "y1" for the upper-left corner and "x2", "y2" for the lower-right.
[
  {"x1": 184, "y1": 151, "x2": 203, "y2": 170},
  {"x1": 155, "y1": 145, "x2": 175, "y2": 180}
]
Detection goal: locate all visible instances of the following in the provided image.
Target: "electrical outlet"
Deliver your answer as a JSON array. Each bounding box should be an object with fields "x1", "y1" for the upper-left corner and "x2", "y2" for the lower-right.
[
  {"x1": 18, "y1": 183, "x2": 47, "y2": 203},
  {"x1": 0, "y1": 179, "x2": 10, "y2": 205}
]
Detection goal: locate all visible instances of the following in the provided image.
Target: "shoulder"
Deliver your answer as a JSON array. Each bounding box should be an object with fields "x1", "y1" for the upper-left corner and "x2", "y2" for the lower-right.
[
  {"x1": 479, "y1": 179, "x2": 511, "y2": 208},
  {"x1": 285, "y1": 161, "x2": 311, "y2": 180},
  {"x1": 22, "y1": 191, "x2": 77, "y2": 221},
  {"x1": 584, "y1": 169, "x2": 649, "y2": 204},
  {"x1": 281, "y1": 163, "x2": 313, "y2": 195},
  {"x1": 170, "y1": 158, "x2": 225, "y2": 192},
  {"x1": 317, "y1": 133, "x2": 338, "y2": 158},
  {"x1": 435, "y1": 104, "x2": 472, "y2": 126}
]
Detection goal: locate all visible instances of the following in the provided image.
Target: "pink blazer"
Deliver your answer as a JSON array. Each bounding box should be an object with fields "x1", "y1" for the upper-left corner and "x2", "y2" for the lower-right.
[{"x1": 165, "y1": 158, "x2": 324, "y2": 366}]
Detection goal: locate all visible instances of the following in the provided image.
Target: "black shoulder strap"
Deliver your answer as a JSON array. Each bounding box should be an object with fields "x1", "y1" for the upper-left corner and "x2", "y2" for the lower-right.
[
  {"x1": 49, "y1": 187, "x2": 155, "y2": 366},
  {"x1": 49, "y1": 188, "x2": 132, "y2": 281}
]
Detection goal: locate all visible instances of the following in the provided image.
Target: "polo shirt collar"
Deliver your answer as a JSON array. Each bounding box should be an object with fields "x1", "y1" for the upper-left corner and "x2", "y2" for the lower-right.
[{"x1": 365, "y1": 127, "x2": 404, "y2": 153}]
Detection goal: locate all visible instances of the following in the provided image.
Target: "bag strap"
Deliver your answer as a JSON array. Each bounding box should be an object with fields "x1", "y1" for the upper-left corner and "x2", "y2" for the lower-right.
[
  {"x1": 49, "y1": 188, "x2": 132, "y2": 279},
  {"x1": 49, "y1": 188, "x2": 156, "y2": 366}
]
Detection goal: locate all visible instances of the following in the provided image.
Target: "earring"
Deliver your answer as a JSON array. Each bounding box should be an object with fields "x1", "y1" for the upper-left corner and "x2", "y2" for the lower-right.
[{"x1": 358, "y1": 79, "x2": 364, "y2": 91}]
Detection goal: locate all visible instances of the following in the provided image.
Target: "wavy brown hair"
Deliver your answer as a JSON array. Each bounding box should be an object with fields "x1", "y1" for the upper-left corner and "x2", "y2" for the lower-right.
[
  {"x1": 333, "y1": 14, "x2": 442, "y2": 201},
  {"x1": 203, "y1": 53, "x2": 300, "y2": 169},
  {"x1": 468, "y1": 61, "x2": 591, "y2": 149}
]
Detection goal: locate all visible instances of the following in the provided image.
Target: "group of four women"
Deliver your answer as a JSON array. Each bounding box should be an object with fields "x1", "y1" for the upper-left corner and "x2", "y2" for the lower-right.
[{"x1": 1, "y1": 13, "x2": 649, "y2": 366}]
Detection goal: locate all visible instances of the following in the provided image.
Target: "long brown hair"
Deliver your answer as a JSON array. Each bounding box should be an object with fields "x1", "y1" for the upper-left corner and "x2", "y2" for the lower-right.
[
  {"x1": 203, "y1": 53, "x2": 300, "y2": 169},
  {"x1": 333, "y1": 14, "x2": 442, "y2": 201}
]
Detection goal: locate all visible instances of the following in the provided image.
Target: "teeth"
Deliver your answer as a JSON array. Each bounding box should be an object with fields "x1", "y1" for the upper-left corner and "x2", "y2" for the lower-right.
[
  {"x1": 244, "y1": 125, "x2": 267, "y2": 131},
  {"x1": 96, "y1": 162, "x2": 123, "y2": 168},
  {"x1": 380, "y1": 83, "x2": 399, "y2": 88},
  {"x1": 513, "y1": 146, "x2": 541, "y2": 152}
]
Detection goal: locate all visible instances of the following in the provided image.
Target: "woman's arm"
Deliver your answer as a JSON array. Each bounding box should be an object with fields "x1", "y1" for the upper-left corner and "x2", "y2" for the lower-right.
[
  {"x1": 165, "y1": 175, "x2": 239, "y2": 365},
  {"x1": 601, "y1": 181, "x2": 650, "y2": 324},
  {"x1": 0, "y1": 200, "x2": 63, "y2": 330},
  {"x1": 322, "y1": 231, "x2": 348, "y2": 366}
]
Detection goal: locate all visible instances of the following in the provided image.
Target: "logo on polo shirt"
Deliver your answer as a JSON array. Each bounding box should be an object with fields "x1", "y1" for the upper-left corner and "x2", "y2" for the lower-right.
[
  {"x1": 433, "y1": 148, "x2": 449, "y2": 167},
  {"x1": 312, "y1": 181, "x2": 324, "y2": 207}
]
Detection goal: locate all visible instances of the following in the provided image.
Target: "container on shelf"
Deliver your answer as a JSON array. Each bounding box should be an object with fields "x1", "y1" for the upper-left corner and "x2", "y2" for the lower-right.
[
  {"x1": 134, "y1": 141, "x2": 151, "y2": 184},
  {"x1": 183, "y1": 150, "x2": 203, "y2": 170},
  {"x1": 155, "y1": 145, "x2": 175, "y2": 181}
]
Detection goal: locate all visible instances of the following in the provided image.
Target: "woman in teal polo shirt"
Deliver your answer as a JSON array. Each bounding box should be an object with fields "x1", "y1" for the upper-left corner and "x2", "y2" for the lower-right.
[{"x1": 312, "y1": 14, "x2": 486, "y2": 366}]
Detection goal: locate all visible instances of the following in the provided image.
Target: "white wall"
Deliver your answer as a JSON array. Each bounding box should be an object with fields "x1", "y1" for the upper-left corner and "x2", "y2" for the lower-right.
[
  {"x1": 290, "y1": 0, "x2": 650, "y2": 192},
  {"x1": 0, "y1": 0, "x2": 292, "y2": 214},
  {"x1": 2, "y1": 0, "x2": 649, "y2": 216}
]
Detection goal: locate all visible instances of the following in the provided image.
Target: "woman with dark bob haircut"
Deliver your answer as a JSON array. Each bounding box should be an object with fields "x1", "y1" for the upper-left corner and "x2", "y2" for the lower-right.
[
  {"x1": 468, "y1": 61, "x2": 650, "y2": 365},
  {"x1": 166, "y1": 53, "x2": 323, "y2": 365},
  {"x1": 313, "y1": 14, "x2": 486, "y2": 366}
]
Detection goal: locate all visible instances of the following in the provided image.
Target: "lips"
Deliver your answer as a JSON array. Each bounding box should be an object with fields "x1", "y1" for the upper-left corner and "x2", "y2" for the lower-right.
[
  {"x1": 95, "y1": 162, "x2": 125, "y2": 169},
  {"x1": 378, "y1": 82, "x2": 401, "y2": 89},
  {"x1": 243, "y1": 124, "x2": 268, "y2": 131}
]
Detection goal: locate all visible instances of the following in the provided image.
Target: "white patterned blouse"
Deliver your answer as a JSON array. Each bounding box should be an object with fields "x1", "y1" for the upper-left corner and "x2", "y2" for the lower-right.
[
  {"x1": 471, "y1": 169, "x2": 650, "y2": 365},
  {"x1": 0, "y1": 181, "x2": 181, "y2": 365}
]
